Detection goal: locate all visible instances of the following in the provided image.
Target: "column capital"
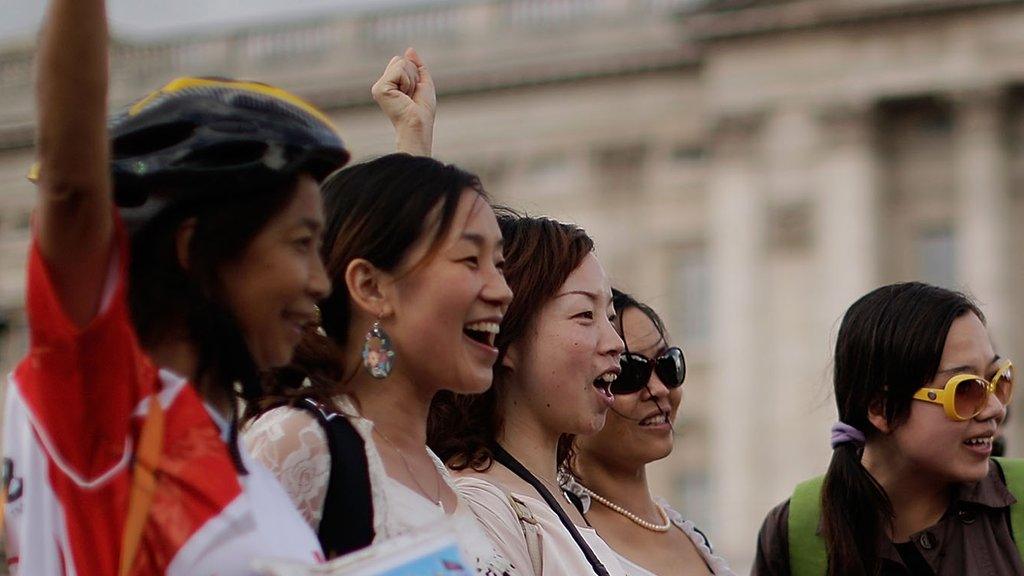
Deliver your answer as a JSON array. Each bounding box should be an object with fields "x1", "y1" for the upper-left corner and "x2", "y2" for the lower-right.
[
  {"x1": 814, "y1": 100, "x2": 875, "y2": 148},
  {"x1": 950, "y1": 85, "x2": 1008, "y2": 134},
  {"x1": 709, "y1": 109, "x2": 766, "y2": 158}
]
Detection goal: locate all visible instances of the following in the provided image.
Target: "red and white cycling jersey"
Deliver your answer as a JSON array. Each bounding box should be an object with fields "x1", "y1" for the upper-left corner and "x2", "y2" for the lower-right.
[{"x1": 2, "y1": 224, "x2": 323, "y2": 575}]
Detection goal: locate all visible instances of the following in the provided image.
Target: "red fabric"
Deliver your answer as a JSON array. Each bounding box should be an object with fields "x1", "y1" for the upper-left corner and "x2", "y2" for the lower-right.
[{"x1": 13, "y1": 217, "x2": 242, "y2": 575}]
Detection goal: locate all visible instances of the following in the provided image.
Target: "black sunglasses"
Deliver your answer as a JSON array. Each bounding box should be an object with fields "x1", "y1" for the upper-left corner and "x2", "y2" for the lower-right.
[{"x1": 610, "y1": 346, "x2": 686, "y2": 395}]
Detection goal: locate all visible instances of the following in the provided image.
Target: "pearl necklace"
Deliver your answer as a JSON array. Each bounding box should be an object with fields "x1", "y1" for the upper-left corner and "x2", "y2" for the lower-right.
[{"x1": 576, "y1": 484, "x2": 672, "y2": 532}]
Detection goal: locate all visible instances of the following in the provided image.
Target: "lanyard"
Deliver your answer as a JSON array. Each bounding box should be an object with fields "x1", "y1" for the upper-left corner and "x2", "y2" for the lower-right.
[{"x1": 490, "y1": 443, "x2": 610, "y2": 576}]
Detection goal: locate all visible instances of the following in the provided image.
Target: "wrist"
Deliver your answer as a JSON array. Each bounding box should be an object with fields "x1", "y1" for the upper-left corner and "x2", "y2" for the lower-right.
[{"x1": 394, "y1": 125, "x2": 433, "y2": 157}]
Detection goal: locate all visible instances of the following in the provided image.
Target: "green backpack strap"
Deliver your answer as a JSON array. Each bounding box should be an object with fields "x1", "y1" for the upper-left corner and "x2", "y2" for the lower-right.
[
  {"x1": 993, "y1": 457, "x2": 1024, "y2": 562},
  {"x1": 788, "y1": 475, "x2": 827, "y2": 576},
  {"x1": 789, "y1": 459, "x2": 1024, "y2": 574}
]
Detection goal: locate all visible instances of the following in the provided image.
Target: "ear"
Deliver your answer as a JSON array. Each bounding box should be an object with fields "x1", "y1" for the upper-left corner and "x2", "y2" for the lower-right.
[
  {"x1": 174, "y1": 218, "x2": 197, "y2": 271},
  {"x1": 345, "y1": 258, "x2": 392, "y2": 318},
  {"x1": 866, "y1": 396, "x2": 892, "y2": 435},
  {"x1": 501, "y1": 339, "x2": 520, "y2": 372}
]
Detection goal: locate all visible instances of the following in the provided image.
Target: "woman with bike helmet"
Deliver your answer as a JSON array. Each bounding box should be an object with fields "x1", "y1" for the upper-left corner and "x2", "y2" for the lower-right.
[
  {"x1": 753, "y1": 282, "x2": 1021, "y2": 576},
  {"x1": 2, "y1": 1, "x2": 347, "y2": 574},
  {"x1": 564, "y1": 289, "x2": 734, "y2": 575}
]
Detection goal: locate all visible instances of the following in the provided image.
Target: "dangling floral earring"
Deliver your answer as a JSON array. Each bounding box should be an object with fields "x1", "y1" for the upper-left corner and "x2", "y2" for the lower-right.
[{"x1": 362, "y1": 317, "x2": 395, "y2": 379}]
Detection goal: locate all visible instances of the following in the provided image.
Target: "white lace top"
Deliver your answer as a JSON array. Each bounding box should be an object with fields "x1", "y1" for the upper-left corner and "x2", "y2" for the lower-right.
[
  {"x1": 243, "y1": 396, "x2": 515, "y2": 576},
  {"x1": 563, "y1": 477, "x2": 735, "y2": 576}
]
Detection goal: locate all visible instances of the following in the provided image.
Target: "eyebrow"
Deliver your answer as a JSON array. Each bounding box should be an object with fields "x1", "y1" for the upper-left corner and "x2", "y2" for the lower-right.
[
  {"x1": 555, "y1": 289, "x2": 600, "y2": 301},
  {"x1": 297, "y1": 217, "x2": 324, "y2": 232},
  {"x1": 459, "y1": 232, "x2": 504, "y2": 249},
  {"x1": 937, "y1": 354, "x2": 1001, "y2": 375},
  {"x1": 631, "y1": 342, "x2": 669, "y2": 357}
]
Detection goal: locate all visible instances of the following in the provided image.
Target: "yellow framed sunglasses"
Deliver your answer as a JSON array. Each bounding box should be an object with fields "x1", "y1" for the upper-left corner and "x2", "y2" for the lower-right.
[{"x1": 912, "y1": 359, "x2": 1014, "y2": 421}]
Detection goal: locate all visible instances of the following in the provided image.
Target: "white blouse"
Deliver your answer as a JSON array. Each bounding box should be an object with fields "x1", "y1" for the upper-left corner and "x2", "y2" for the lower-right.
[
  {"x1": 563, "y1": 477, "x2": 735, "y2": 576},
  {"x1": 243, "y1": 396, "x2": 515, "y2": 575}
]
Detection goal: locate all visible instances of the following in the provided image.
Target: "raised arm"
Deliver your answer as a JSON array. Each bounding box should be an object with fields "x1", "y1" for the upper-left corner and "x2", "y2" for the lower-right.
[
  {"x1": 371, "y1": 47, "x2": 436, "y2": 156},
  {"x1": 34, "y1": 0, "x2": 114, "y2": 327}
]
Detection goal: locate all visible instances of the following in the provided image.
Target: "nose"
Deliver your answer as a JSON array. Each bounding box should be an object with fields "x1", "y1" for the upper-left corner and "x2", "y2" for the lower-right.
[
  {"x1": 309, "y1": 253, "x2": 332, "y2": 300},
  {"x1": 600, "y1": 314, "x2": 625, "y2": 360},
  {"x1": 976, "y1": 387, "x2": 1007, "y2": 424},
  {"x1": 643, "y1": 370, "x2": 673, "y2": 402},
  {"x1": 482, "y1": 264, "x2": 514, "y2": 310}
]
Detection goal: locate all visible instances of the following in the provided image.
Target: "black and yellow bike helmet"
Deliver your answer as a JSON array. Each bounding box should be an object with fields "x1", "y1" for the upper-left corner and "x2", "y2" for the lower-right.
[{"x1": 32, "y1": 76, "x2": 349, "y2": 211}]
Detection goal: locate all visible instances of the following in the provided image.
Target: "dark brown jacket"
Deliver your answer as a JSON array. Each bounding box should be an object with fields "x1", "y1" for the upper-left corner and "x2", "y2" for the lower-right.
[{"x1": 753, "y1": 460, "x2": 1024, "y2": 576}]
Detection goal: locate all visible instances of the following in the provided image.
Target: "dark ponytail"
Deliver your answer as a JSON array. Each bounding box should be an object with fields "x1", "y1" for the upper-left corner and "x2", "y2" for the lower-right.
[{"x1": 821, "y1": 282, "x2": 982, "y2": 575}]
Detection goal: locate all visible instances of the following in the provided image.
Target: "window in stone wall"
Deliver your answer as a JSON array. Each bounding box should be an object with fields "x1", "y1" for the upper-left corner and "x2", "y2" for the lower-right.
[
  {"x1": 1, "y1": 208, "x2": 32, "y2": 235},
  {"x1": 14, "y1": 209, "x2": 30, "y2": 232},
  {"x1": 672, "y1": 244, "x2": 710, "y2": 347},
  {"x1": 915, "y1": 224, "x2": 958, "y2": 290},
  {"x1": 671, "y1": 142, "x2": 705, "y2": 163},
  {"x1": 878, "y1": 96, "x2": 957, "y2": 282},
  {"x1": 766, "y1": 200, "x2": 813, "y2": 253},
  {"x1": 592, "y1": 142, "x2": 648, "y2": 195},
  {"x1": 520, "y1": 152, "x2": 571, "y2": 197}
]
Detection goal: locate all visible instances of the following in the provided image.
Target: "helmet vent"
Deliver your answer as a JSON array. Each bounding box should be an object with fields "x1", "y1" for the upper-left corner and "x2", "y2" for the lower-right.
[
  {"x1": 113, "y1": 121, "x2": 197, "y2": 158},
  {"x1": 180, "y1": 141, "x2": 269, "y2": 169}
]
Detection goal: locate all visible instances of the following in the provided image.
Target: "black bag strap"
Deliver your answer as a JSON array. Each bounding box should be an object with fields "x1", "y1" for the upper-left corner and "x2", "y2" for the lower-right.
[
  {"x1": 491, "y1": 443, "x2": 610, "y2": 576},
  {"x1": 295, "y1": 397, "x2": 374, "y2": 558}
]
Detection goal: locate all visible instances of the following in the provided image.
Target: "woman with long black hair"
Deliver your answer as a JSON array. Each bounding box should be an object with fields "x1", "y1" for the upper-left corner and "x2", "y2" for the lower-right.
[{"x1": 753, "y1": 282, "x2": 1021, "y2": 576}]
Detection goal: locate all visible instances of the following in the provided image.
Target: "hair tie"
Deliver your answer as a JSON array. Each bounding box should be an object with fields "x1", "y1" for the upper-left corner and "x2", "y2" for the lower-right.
[{"x1": 830, "y1": 421, "x2": 866, "y2": 449}]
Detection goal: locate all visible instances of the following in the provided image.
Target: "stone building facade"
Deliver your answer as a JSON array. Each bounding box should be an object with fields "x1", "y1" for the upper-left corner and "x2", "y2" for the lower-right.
[{"x1": 2, "y1": 0, "x2": 1024, "y2": 570}]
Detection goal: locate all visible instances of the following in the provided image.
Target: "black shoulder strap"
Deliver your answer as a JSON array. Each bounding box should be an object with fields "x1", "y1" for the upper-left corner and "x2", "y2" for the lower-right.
[
  {"x1": 491, "y1": 443, "x2": 610, "y2": 576},
  {"x1": 295, "y1": 398, "x2": 374, "y2": 558}
]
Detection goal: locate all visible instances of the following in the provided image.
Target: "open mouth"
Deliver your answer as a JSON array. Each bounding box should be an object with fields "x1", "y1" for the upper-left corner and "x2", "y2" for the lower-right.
[
  {"x1": 464, "y1": 321, "x2": 499, "y2": 348},
  {"x1": 593, "y1": 371, "x2": 616, "y2": 391},
  {"x1": 639, "y1": 413, "x2": 670, "y2": 427}
]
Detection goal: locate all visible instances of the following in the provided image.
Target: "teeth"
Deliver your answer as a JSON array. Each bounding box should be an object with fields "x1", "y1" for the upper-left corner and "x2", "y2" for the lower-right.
[
  {"x1": 598, "y1": 372, "x2": 617, "y2": 384},
  {"x1": 965, "y1": 437, "x2": 992, "y2": 446},
  {"x1": 640, "y1": 414, "x2": 669, "y2": 426},
  {"x1": 465, "y1": 321, "x2": 500, "y2": 334}
]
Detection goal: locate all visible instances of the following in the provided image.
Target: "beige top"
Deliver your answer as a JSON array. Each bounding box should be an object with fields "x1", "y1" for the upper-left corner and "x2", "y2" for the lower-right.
[
  {"x1": 244, "y1": 396, "x2": 515, "y2": 575},
  {"x1": 455, "y1": 475, "x2": 629, "y2": 576}
]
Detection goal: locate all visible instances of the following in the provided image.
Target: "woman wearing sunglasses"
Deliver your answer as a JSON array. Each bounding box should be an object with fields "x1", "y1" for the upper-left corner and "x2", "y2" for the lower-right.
[
  {"x1": 565, "y1": 289, "x2": 734, "y2": 576},
  {"x1": 753, "y1": 282, "x2": 1021, "y2": 576}
]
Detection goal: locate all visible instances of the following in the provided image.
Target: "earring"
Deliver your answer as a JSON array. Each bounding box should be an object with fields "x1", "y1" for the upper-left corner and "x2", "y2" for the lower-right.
[
  {"x1": 362, "y1": 320, "x2": 395, "y2": 379},
  {"x1": 313, "y1": 304, "x2": 326, "y2": 337}
]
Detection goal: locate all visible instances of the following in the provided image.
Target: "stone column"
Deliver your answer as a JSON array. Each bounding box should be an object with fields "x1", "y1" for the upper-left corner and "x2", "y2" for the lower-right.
[
  {"x1": 952, "y1": 87, "x2": 1019, "y2": 452},
  {"x1": 707, "y1": 109, "x2": 765, "y2": 568},
  {"x1": 953, "y1": 88, "x2": 1011, "y2": 350},
  {"x1": 815, "y1": 101, "x2": 880, "y2": 322}
]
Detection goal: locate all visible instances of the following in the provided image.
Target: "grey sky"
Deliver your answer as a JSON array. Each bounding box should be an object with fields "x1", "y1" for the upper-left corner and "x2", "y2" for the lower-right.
[{"x1": 1, "y1": 0, "x2": 437, "y2": 42}]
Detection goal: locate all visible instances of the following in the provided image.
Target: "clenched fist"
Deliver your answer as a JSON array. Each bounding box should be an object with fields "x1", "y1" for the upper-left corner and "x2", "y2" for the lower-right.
[{"x1": 371, "y1": 47, "x2": 436, "y2": 156}]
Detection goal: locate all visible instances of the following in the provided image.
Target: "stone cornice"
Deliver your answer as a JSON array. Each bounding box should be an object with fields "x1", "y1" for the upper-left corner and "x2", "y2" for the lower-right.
[
  {"x1": 0, "y1": 1, "x2": 698, "y2": 150},
  {"x1": 686, "y1": 0, "x2": 1023, "y2": 41}
]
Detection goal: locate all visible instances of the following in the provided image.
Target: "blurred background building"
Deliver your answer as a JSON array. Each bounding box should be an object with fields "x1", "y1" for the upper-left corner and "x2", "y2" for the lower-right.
[{"x1": 2, "y1": 0, "x2": 1024, "y2": 571}]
